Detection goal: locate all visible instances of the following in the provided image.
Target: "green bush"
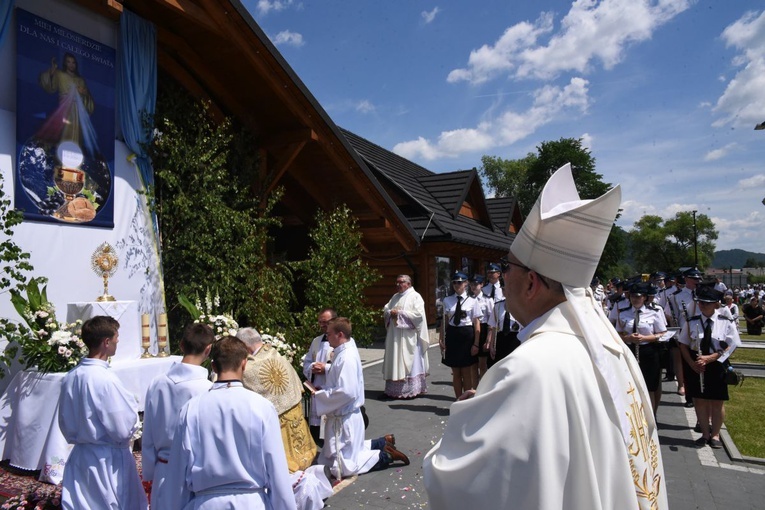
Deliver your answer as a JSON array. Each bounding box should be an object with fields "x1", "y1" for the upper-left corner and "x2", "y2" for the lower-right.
[
  {"x1": 148, "y1": 84, "x2": 294, "y2": 347},
  {"x1": 292, "y1": 205, "x2": 380, "y2": 348}
]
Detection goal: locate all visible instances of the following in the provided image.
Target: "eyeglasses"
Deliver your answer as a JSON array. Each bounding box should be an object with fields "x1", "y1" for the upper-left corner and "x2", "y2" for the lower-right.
[
  {"x1": 499, "y1": 257, "x2": 530, "y2": 274},
  {"x1": 499, "y1": 256, "x2": 550, "y2": 288}
]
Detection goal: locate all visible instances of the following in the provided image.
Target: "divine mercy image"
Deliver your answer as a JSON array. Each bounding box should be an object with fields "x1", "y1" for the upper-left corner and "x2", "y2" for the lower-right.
[{"x1": 15, "y1": 9, "x2": 116, "y2": 227}]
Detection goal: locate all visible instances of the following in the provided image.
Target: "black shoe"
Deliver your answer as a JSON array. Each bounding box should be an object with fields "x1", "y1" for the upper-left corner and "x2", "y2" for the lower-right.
[
  {"x1": 709, "y1": 438, "x2": 723, "y2": 449},
  {"x1": 694, "y1": 422, "x2": 701, "y2": 433},
  {"x1": 695, "y1": 437, "x2": 709, "y2": 447},
  {"x1": 663, "y1": 376, "x2": 675, "y2": 382},
  {"x1": 684, "y1": 401, "x2": 695, "y2": 408}
]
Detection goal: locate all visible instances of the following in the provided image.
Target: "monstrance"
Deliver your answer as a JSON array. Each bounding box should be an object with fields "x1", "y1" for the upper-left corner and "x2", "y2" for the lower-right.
[{"x1": 91, "y1": 242, "x2": 118, "y2": 302}]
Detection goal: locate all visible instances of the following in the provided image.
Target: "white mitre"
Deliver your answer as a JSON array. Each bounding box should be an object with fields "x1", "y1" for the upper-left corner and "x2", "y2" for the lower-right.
[{"x1": 510, "y1": 163, "x2": 620, "y2": 288}]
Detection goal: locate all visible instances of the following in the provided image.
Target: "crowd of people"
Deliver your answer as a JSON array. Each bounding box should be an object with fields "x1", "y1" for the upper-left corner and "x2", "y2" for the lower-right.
[
  {"x1": 58, "y1": 311, "x2": 411, "y2": 509},
  {"x1": 54, "y1": 163, "x2": 759, "y2": 510}
]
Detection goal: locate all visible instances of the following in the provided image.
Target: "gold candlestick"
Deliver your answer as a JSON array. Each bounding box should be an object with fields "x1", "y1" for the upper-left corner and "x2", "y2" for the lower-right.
[
  {"x1": 141, "y1": 314, "x2": 152, "y2": 358},
  {"x1": 157, "y1": 313, "x2": 169, "y2": 357}
]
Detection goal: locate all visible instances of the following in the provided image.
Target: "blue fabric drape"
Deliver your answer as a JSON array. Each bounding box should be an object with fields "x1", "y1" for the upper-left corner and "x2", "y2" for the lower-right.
[
  {"x1": 0, "y1": 1, "x2": 13, "y2": 49},
  {"x1": 117, "y1": 9, "x2": 157, "y2": 189}
]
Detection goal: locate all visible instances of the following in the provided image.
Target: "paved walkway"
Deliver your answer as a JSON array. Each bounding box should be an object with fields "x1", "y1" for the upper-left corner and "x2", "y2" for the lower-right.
[{"x1": 325, "y1": 343, "x2": 765, "y2": 509}]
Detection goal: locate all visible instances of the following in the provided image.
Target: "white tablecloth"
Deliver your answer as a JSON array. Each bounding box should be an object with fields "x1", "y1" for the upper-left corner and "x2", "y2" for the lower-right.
[
  {"x1": 0, "y1": 356, "x2": 181, "y2": 484},
  {"x1": 66, "y1": 301, "x2": 141, "y2": 361}
]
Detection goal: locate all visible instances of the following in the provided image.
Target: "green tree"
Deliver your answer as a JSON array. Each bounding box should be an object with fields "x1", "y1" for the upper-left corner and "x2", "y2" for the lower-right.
[
  {"x1": 744, "y1": 257, "x2": 765, "y2": 268},
  {"x1": 629, "y1": 212, "x2": 717, "y2": 272},
  {"x1": 149, "y1": 84, "x2": 294, "y2": 346},
  {"x1": 480, "y1": 153, "x2": 533, "y2": 208},
  {"x1": 292, "y1": 205, "x2": 381, "y2": 348},
  {"x1": 0, "y1": 172, "x2": 35, "y2": 377}
]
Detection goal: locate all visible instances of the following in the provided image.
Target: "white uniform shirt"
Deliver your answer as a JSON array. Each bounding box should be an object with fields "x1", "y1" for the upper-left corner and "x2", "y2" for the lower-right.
[
  {"x1": 443, "y1": 292, "x2": 482, "y2": 327},
  {"x1": 615, "y1": 306, "x2": 667, "y2": 345},
  {"x1": 678, "y1": 310, "x2": 741, "y2": 363}
]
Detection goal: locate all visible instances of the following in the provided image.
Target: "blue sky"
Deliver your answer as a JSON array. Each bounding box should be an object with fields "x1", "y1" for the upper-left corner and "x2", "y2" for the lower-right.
[{"x1": 246, "y1": 0, "x2": 765, "y2": 255}]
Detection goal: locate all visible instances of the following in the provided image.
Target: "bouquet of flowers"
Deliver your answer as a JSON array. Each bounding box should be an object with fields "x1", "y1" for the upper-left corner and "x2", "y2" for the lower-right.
[
  {"x1": 5, "y1": 278, "x2": 87, "y2": 374},
  {"x1": 179, "y1": 290, "x2": 238, "y2": 340},
  {"x1": 260, "y1": 328, "x2": 305, "y2": 376},
  {"x1": 260, "y1": 329, "x2": 299, "y2": 364}
]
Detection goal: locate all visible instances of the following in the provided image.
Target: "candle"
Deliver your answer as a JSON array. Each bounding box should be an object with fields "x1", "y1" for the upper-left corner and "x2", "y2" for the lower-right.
[
  {"x1": 158, "y1": 313, "x2": 168, "y2": 339},
  {"x1": 141, "y1": 314, "x2": 151, "y2": 344}
]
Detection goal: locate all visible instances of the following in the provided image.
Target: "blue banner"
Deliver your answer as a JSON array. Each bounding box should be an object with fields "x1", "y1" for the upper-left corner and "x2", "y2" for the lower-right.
[{"x1": 15, "y1": 9, "x2": 115, "y2": 228}]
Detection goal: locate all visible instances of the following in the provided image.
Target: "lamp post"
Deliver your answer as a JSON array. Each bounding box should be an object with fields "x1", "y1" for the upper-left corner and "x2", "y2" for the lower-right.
[{"x1": 692, "y1": 210, "x2": 698, "y2": 268}]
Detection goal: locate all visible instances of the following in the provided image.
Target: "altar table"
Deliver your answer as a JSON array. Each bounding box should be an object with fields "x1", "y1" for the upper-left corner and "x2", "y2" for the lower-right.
[
  {"x1": 0, "y1": 356, "x2": 181, "y2": 484},
  {"x1": 66, "y1": 301, "x2": 142, "y2": 361}
]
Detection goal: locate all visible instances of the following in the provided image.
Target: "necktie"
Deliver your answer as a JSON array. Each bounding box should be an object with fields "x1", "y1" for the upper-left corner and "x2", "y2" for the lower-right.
[
  {"x1": 502, "y1": 308, "x2": 511, "y2": 332},
  {"x1": 490, "y1": 285, "x2": 495, "y2": 300},
  {"x1": 452, "y1": 296, "x2": 462, "y2": 326},
  {"x1": 321, "y1": 334, "x2": 328, "y2": 342},
  {"x1": 632, "y1": 309, "x2": 640, "y2": 358},
  {"x1": 701, "y1": 318, "x2": 713, "y2": 355}
]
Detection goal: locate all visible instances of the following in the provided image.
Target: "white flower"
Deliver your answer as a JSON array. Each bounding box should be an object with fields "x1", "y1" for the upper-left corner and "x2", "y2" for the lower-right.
[
  {"x1": 64, "y1": 349, "x2": 73, "y2": 358},
  {"x1": 58, "y1": 346, "x2": 67, "y2": 355},
  {"x1": 36, "y1": 310, "x2": 49, "y2": 318},
  {"x1": 37, "y1": 329, "x2": 48, "y2": 337}
]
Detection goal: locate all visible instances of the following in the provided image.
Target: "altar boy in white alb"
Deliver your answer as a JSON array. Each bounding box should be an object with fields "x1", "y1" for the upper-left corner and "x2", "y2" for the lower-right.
[
  {"x1": 424, "y1": 164, "x2": 668, "y2": 510},
  {"x1": 166, "y1": 336, "x2": 296, "y2": 510},
  {"x1": 142, "y1": 323, "x2": 214, "y2": 509},
  {"x1": 58, "y1": 315, "x2": 147, "y2": 510}
]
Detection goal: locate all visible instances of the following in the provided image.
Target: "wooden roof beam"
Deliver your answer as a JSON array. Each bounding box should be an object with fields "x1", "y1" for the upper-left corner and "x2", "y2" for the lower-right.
[
  {"x1": 261, "y1": 140, "x2": 307, "y2": 200},
  {"x1": 147, "y1": 0, "x2": 221, "y2": 34},
  {"x1": 262, "y1": 128, "x2": 318, "y2": 150}
]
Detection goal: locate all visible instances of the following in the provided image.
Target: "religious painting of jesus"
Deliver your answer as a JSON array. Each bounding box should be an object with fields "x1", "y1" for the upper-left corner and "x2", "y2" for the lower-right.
[{"x1": 15, "y1": 9, "x2": 115, "y2": 228}]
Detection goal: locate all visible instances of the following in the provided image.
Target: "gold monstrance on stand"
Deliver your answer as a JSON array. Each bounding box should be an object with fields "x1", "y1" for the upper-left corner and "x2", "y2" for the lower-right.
[{"x1": 91, "y1": 243, "x2": 118, "y2": 302}]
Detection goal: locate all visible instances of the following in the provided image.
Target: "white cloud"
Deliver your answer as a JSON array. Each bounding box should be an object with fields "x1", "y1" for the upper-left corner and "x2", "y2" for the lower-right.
[
  {"x1": 703, "y1": 143, "x2": 738, "y2": 161},
  {"x1": 256, "y1": 0, "x2": 295, "y2": 15},
  {"x1": 580, "y1": 132, "x2": 594, "y2": 151},
  {"x1": 447, "y1": 0, "x2": 691, "y2": 85},
  {"x1": 738, "y1": 174, "x2": 765, "y2": 188},
  {"x1": 355, "y1": 100, "x2": 376, "y2": 114},
  {"x1": 422, "y1": 7, "x2": 440, "y2": 24},
  {"x1": 712, "y1": 11, "x2": 765, "y2": 129},
  {"x1": 393, "y1": 77, "x2": 589, "y2": 160},
  {"x1": 272, "y1": 30, "x2": 304, "y2": 47}
]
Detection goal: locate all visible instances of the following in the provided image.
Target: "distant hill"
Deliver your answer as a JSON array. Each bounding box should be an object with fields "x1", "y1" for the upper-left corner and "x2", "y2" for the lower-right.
[{"x1": 713, "y1": 249, "x2": 765, "y2": 268}]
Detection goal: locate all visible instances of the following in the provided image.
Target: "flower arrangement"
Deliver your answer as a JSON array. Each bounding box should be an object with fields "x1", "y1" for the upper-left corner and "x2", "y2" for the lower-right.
[
  {"x1": 179, "y1": 290, "x2": 238, "y2": 340},
  {"x1": 5, "y1": 279, "x2": 86, "y2": 374},
  {"x1": 260, "y1": 328, "x2": 304, "y2": 376}
]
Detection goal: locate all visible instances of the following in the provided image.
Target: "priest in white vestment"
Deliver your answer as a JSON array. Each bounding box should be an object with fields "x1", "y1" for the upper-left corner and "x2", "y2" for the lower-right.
[
  {"x1": 311, "y1": 318, "x2": 409, "y2": 479},
  {"x1": 166, "y1": 336, "x2": 296, "y2": 510},
  {"x1": 382, "y1": 275, "x2": 429, "y2": 399},
  {"x1": 142, "y1": 323, "x2": 214, "y2": 510},
  {"x1": 58, "y1": 316, "x2": 147, "y2": 510},
  {"x1": 424, "y1": 164, "x2": 668, "y2": 510}
]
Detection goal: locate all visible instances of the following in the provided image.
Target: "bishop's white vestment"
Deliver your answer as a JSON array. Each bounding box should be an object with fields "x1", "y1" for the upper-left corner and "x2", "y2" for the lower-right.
[
  {"x1": 313, "y1": 341, "x2": 381, "y2": 478},
  {"x1": 58, "y1": 358, "x2": 147, "y2": 510},
  {"x1": 166, "y1": 381, "x2": 296, "y2": 510},
  {"x1": 142, "y1": 361, "x2": 212, "y2": 510},
  {"x1": 424, "y1": 300, "x2": 668, "y2": 510}
]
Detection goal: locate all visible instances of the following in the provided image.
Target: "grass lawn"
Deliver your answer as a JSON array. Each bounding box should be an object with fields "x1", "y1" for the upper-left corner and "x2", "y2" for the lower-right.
[
  {"x1": 726, "y1": 377, "x2": 765, "y2": 459},
  {"x1": 730, "y1": 348, "x2": 765, "y2": 365}
]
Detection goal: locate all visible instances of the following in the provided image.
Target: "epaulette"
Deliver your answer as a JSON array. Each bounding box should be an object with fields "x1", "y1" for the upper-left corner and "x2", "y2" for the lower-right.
[
  {"x1": 618, "y1": 304, "x2": 631, "y2": 313},
  {"x1": 647, "y1": 303, "x2": 659, "y2": 311},
  {"x1": 689, "y1": 315, "x2": 702, "y2": 322},
  {"x1": 672, "y1": 288, "x2": 682, "y2": 295}
]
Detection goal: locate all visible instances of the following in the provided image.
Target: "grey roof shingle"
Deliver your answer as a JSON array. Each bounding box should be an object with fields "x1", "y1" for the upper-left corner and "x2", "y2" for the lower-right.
[{"x1": 341, "y1": 128, "x2": 514, "y2": 251}]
